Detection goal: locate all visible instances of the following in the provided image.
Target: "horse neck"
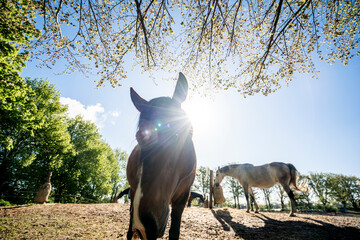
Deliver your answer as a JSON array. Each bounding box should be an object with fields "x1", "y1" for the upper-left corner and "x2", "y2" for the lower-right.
[
  {"x1": 222, "y1": 165, "x2": 241, "y2": 180},
  {"x1": 193, "y1": 192, "x2": 202, "y2": 198}
]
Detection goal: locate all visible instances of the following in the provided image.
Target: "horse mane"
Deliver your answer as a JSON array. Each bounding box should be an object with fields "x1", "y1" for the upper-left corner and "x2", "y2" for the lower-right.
[
  {"x1": 219, "y1": 164, "x2": 240, "y2": 173},
  {"x1": 219, "y1": 163, "x2": 254, "y2": 173}
]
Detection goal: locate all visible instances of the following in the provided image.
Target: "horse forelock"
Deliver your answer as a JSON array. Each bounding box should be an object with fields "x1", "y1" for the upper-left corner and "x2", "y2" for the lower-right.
[{"x1": 138, "y1": 97, "x2": 181, "y2": 123}]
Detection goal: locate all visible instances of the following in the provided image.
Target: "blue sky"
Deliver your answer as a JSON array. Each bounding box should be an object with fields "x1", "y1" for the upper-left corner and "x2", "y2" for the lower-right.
[{"x1": 22, "y1": 55, "x2": 360, "y2": 178}]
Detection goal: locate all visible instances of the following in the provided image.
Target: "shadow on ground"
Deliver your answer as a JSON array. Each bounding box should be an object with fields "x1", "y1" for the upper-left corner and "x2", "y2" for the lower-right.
[{"x1": 212, "y1": 209, "x2": 359, "y2": 240}]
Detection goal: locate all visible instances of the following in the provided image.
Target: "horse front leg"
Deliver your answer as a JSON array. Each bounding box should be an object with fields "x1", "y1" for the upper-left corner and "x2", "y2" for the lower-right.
[
  {"x1": 127, "y1": 189, "x2": 136, "y2": 240},
  {"x1": 169, "y1": 191, "x2": 189, "y2": 240},
  {"x1": 127, "y1": 205, "x2": 134, "y2": 240},
  {"x1": 249, "y1": 187, "x2": 259, "y2": 213},
  {"x1": 243, "y1": 184, "x2": 251, "y2": 213},
  {"x1": 282, "y1": 184, "x2": 296, "y2": 217}
]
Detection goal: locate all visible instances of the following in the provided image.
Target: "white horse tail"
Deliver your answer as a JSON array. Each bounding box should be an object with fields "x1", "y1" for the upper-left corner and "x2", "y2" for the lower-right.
[{"x1": 287, "y1": 163, "x2": 309, "y2": 193}]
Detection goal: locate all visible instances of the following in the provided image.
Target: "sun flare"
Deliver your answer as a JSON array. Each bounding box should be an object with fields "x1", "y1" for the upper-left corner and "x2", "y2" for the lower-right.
[{"x1": 182, "y1": 96, "x2": 218, "y2": 136}]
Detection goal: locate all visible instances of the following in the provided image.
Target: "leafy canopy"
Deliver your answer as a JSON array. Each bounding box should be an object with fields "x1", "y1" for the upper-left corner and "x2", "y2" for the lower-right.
[
  {"x1": 29, "y1": 0, "x2": 359, "y2": 96},
  {"x1": 0, "y1": 0, "x2": 41, "y2": 150}
]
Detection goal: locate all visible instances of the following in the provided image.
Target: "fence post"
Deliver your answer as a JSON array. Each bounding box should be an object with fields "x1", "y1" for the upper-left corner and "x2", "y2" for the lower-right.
[{"x1": 209, "y1": 170, "x2": 213, "y2": 209}]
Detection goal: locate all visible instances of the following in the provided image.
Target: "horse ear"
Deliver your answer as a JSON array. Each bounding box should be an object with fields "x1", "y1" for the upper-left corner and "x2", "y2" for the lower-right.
[
  {"x1": 130, "y1": 87, "x2": 148, "y2": 112},
  {"x1": 172, "y1": 72, "x2": 188, "y2": 104}
]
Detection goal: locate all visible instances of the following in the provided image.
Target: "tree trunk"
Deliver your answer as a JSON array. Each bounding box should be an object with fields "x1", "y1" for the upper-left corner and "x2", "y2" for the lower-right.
[
  {"x1": 280, "y1": 198, "x2": 285, "y2": 211},
  {"x1": 54, "y1": 185, "x2": 65, "y2": 203}
]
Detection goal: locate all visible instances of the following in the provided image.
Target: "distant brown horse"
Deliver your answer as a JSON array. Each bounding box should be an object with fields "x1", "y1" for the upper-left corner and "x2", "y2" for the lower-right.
[
  {"x1": 126, "y1": 73, "x2": 197, "y2": 240},
  {"x1": 119, "y1": 188, "x2": 203, "y2": 208},
  {"x1": 187, "y1": 192, "x2": 205, "y2": 207},
  {"x1": 215, "y1": 162, "x2": 309, "y2": 216}
]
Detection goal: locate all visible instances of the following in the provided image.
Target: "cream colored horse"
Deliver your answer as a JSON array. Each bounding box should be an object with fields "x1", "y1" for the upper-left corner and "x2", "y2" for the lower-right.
[{"x1": 215, "y1": 162, "x2": 308, "y2": 216}]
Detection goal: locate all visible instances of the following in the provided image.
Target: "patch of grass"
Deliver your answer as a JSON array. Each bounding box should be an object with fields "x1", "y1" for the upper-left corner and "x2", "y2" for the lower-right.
[{"x1": 0, "y1": 199, "x2": 11, "y2": 206}]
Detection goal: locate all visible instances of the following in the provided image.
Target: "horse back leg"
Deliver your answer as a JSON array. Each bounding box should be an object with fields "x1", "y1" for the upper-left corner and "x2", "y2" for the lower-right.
[
  {"x1": 169, "y1": 189, "x2": 190, "y2": 240},
  {"x1": 249, "y1": 188, "x2": 259, "y2": 213},
  {"x1": 282, "y1": 184, "x2": 296, "y2": 217}
]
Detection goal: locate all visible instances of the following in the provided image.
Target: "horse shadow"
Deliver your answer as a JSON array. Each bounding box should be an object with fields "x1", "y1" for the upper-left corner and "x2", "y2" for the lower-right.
[{"x1": 211, "y1": 209, "x2": 359, "y2": 240}]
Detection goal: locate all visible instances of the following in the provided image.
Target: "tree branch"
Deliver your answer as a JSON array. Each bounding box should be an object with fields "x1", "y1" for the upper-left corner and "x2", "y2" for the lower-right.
[{"x1": 135, "y1": 0, "x2": 155, "y2": 67}]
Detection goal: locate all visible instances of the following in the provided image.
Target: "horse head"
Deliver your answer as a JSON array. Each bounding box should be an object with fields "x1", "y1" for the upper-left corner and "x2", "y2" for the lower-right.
[
  {"x1": 200, "y1": 194, "x2": 205, "y2": 202},
  {"x1": 127, "y1": 73, "x2": 196, "y2": 240},
  {"x1": 131, "y1": 73, "x2": 192, "y2": 151},
  {"x1": 214, "y1": 166, "x2": 227, "y2": 187}
]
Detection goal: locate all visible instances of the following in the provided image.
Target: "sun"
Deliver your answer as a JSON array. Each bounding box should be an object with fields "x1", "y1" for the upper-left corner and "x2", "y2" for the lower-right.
[{"x1": 182, "y1": 96, "x2": 218, "y2": 136}]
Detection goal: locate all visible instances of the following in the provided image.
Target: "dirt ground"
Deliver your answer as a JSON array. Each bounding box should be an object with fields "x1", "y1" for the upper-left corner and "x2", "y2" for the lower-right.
[{"x1": 1, "y1": 203, "x2": 359, "y2": 239}]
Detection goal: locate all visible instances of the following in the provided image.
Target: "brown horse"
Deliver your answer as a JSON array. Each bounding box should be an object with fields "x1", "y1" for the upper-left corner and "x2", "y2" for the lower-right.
[
  {"x1": 126, "y1": 73, "x2": 197, "y2": 240},
  {"x1": 187, "y1": 192, "x2": 205, "y2": 207}
]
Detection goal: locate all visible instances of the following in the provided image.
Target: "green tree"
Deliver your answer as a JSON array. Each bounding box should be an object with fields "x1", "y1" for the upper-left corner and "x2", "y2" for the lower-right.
[
  {"x1": 53, "y1": 116, "x2": 121, "y2": 203},
  {"x1": 275, "y1": 184, "x2": 286, "y2": 211},
  {"x1": 0, "y1": 79, "x2": 72, "y2": 204},
  {"x1": 193, "y1": 166, "x2": 210, "y2": 197},
  {"x1": 294, "y1": 191, "x2": 312, "y2": 212},
  {"x1": 27, "y1": 0, "x2": 360, "y2": 96},
  {"x1": 111, "y1": 148, "x2": 129, "y2": 203},
  {"x1": 0, "y1": 0, "x2": 42, "y2": 202},
  {"x1": 262, "y1": 188, "x2": 273, "y2": 210},
  {"x1": 0, "y1": 0, "x2": 41, "y2": 150},
  {"x1": 225, "y1": 176, "x2": 243, "y2": 208},
  {"x1": 330, "y1": 174, "x2": 360, "y2": 210},
  {"x1": 308, "y1": 173, "x2": 333, "y2": 209}
]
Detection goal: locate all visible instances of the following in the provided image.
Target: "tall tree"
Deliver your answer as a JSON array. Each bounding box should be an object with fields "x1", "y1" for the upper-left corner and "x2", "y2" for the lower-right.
[
  {"x1": 275, "y1": 184, "x2": 286, "y2": 211},
  {"x1": 111, "y1": 148, "x2": 129, "y2": 203},
  {"x1": 21, "y1": 79, "x2": 73, "y2": 203},
  {"x1": 330, "y1": 174, "x2": 360, "y2": 210},
  {"x1": 307, "y1": 173, "x2": 333, "y2": 209},
  {"x1": 193, "y1": 166, "x2": 210, "y2": 197},
  {"x1": 0, "y1": 0, "x2": 42, "y2": 202},
  {"x1": 53, "y1": 116, "x2": 121, "y2": 203},
  {"x1": 262, "y1": 188, "x2": 273, "y2": 210},
  {"x1": 0, "y1": 0, "x2": 40, "y2": 150},
  {"x1": 27, "y1": 0, "x2": 360, "y2": 96},
  {"x1": 225, "y1": 176, "x2": 243, "y2": 208},
  {"x1": 294, "y1": 191, "x2": 312, "y2": 211},
  {"x1": 0, "y1": 79, "x2": 72, "y2": 204}
]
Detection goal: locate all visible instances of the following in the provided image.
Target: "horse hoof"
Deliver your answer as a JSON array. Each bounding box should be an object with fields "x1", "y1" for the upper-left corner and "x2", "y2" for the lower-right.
[
  {"x1": 246, "y1": 210, "x2": 250, "y2": 213},
  {"x1": 289, "y1": 213, "x2": 295, "y2": 217},
  {"x1": 255, "y1": 211, "x2": 259, "y2": 213}
]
